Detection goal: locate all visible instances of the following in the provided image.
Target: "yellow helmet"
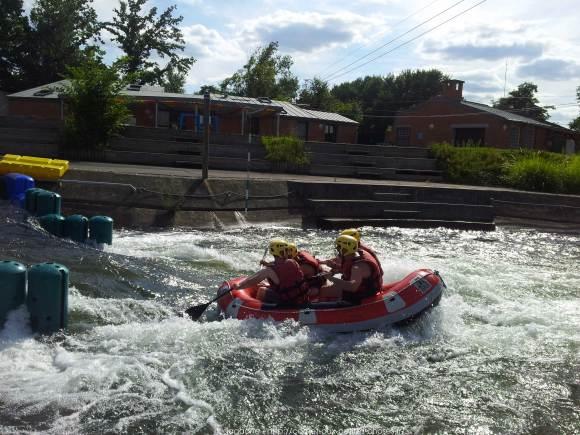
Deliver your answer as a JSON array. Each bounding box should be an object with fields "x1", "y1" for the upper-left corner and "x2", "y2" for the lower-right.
[
  {"x1": 336, "y1": 234, "x2": 358, "y2": 256},
  {"x1": 269, "y1": 239, "x2": 288, "y2": 258},
  {"x1": 341, "y1": 228, "x2": 361, "y2": 242},
  {"x1": 286, "y1": 242, "x2": 298, "y2": 258}
]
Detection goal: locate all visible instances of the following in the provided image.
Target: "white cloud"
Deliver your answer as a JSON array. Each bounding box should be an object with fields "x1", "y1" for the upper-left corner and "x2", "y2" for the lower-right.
[{"x1": 235, "y1": 10, "x2": 386, "y2": 54}]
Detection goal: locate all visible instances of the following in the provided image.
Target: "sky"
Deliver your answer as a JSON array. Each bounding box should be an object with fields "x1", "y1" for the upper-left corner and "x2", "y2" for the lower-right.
[{"x1": 25, "y1": 0, "x2": 580, "y2": 126}]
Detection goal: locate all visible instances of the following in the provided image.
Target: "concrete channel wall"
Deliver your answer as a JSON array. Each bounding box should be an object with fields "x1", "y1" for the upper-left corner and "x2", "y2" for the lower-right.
[{"x1": 31, "y1": 167, "x2": 580, "y2": 231}]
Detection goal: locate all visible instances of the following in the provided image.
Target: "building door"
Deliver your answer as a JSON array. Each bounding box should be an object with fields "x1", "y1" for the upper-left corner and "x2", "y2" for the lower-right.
[
  {"x1": 454, "y1": 128, "x2": 485, "y2": 146},
  {"x1": 250, "y1": 117, "x2": 260, "y2": 135},
  {"x1": 297, "y1": 120, "x2": 308, "y2": 140},
  {"x1": 396, "y1": 127, "x2": 411, "y2": 146}
]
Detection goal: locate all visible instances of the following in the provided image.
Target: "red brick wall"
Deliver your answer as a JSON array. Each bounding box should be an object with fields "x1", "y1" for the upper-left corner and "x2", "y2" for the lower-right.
[
  {"x1": 391, "y1": 98, "x2": 554, "y2": 150},
  {"x1": 8, "y1": 99, "x2": 61, "y2": 120},
  {"x1": 307, "y1": 121, "x2": 325, "y2": 142},
  {"x1": 134, "y1": 101, "x2": 156, "y2": 127},
  {"x1": 219, "y1": 112, "x2": 242, "y2": 135},
  {"x1": 337, "y1": 125, "x2": 358, "y2": 143}
]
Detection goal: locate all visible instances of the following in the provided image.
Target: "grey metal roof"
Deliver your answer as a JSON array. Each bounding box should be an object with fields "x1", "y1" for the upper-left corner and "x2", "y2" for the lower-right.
[
  {"x1": 275, "y1": 100, "x2": 358, "y2": 124},
  {"x1": 9, "y1": 81, "x2": 358, "y2": 123},
  {"x1": 8, "y1": 80, "x2": 68, "y2": 99},
  {"x1": 461, "y1": 100, "x2": 553, "y2": 128}
]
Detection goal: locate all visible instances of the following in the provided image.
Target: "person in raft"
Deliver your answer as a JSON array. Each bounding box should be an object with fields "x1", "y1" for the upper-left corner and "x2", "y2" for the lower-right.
[
  {"x1": 285, "y1": 242, "x2": 321, "y2": 279},
  {"x1": 232, "y1": 239, "x2": 308, "y2": 305},
  {"x1": 315, "y1": 234, "x2": 383, "y2": 304},
  {"x1": 319, "y1": 228, "x2": 384, "y2": 276}
]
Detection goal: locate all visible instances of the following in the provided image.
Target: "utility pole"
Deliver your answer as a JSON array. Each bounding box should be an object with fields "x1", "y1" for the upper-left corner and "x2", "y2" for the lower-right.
[{"x1": 202, "y1": 92, "x2": 210, "y2": 180}]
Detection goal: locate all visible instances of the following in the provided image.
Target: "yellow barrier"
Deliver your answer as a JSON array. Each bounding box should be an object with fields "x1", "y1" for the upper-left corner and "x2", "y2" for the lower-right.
[{"x1": 0, "y1": 154, "x2": 69, "y2": 180}]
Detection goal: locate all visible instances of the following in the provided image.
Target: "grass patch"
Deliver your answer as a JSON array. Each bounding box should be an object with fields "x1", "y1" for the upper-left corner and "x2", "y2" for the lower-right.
[
  {"x1": 261, "y1": 136, "x2": 309, "y2": 166},
  {"x1": 430, "y1": 142, "x2": 580, "y2": 194}
]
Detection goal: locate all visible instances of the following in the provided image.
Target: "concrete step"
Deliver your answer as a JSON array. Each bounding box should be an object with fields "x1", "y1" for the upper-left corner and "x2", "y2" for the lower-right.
[
  {"x1": 305, "y1": 142, "x2": 430, "y2": 158},
  {"x1": 308, "y1": 152, "x2": 437, "y2": 170},
  {"x1": 373, "y1": 192, "x2": 414, "y2": 200},
  {"x1": 0, "y1": 142, "x2": 59, "y2": 157},
  {"x1": 309, "y1": 163, "x2": 442, "y2": 181},
  {"x1": 0, "y1": 127, "x2": 59, "y2": 143},
  {"x1": 307, "y1": 199, "x2": 495, "y2": 222},
  {"x1": 317, "y1": 217, "x2": 496, "y2": 231}
]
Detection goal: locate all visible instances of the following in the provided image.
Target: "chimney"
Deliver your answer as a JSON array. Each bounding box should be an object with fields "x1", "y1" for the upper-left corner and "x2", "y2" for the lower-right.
[{"x1": 441, "y1": 79, "x2": 465, "y2": 100}]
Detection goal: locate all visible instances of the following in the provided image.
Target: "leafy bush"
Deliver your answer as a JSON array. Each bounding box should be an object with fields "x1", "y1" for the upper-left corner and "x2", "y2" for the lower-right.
[
  {"x1": 430, "y1": 143, "x2": 506, "y2": 186},
  {"x1": 430, "y1": 143, "x2": 580, "y2": 194},
  {"x1": 562, "y1": 155, "x2": 580, "y2": 194},
  {"x1": 505, "y1": 156, "x2": 564, "y2": 193},
  {"x1": 261, "y1": 136, "x2": 309, "y2": 166}
]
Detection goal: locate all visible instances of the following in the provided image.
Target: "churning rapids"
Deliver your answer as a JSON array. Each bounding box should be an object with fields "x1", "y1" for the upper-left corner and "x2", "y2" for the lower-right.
[{"x1": 0, "y1": 207, "x2": 578, "y2": 434}]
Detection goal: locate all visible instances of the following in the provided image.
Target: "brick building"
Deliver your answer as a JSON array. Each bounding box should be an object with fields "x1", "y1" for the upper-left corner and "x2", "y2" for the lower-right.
[
  {"x1": 7, "y1": 81, "x2": 358, "y2": 143},
  {"x1": 387, "y1": 79, "x2": 576, "y2": 151}
]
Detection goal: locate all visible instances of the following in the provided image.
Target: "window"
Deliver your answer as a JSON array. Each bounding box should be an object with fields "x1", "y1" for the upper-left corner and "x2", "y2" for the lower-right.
[
  {"x1": 510, "y1": 126, "x2": 520, "y2": 147},
  {"x1": 324, "y1": 124, "x2": 337, "y2": 142},
  {"x1": 523, "y1": 126, "x2": 535, "y2": 148},
  {"x1": 396, "y1": 127, "x2": 411, "y2": 146}
]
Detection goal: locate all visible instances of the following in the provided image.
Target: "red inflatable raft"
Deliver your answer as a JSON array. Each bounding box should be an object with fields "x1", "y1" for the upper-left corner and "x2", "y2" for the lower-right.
[{"x1": 216, "y1": 269, "x2": 445, "y2": 333}]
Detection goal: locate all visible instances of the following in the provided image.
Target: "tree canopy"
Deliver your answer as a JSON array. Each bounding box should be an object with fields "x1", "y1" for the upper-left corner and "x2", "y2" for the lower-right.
[
  {"x1": 220, "y1": 42, "x2": 299, "y2": 101},
  {"x1": 493, "y1": 82, "x2": 554, "y2": 122},
  {"x1": 104, "y1": 0, "x2": 195, "y2": 86},
  {"x1": 0, "y1": 0, "x2": 100, "y2": 92},
  {"x1": 331, "y1": 69, "x2": 447, "y2": 144},
  {"x1": 0, "y1": 0, "x2": 32, "y2": 92}
]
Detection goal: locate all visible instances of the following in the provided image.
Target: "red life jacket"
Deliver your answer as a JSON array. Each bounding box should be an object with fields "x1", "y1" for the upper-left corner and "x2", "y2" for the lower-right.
[
  {"x1": 359, "y1": 242, "x2": 384, "y2": 276},
  {"x1": 340, "y1": 249, "x2": 383, "y2": 303},
  {"x1": 270, "y1": 259, "x2": 307, "y2": 304},
  {"x1": 297, "y1": 251, "x2": 320, "y2": 274}
]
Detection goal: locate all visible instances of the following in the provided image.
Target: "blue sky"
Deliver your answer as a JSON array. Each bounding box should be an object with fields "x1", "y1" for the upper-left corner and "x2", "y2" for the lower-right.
[{"x1": 26, "y1": 0, "x2": 580, "y2": 125}]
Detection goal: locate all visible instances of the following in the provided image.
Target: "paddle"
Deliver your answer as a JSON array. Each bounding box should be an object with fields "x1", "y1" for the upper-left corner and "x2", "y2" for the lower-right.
[
  {"x1": 185, "y1": 287, "x2": 231, "y2": 320},
  {"x1": 186, "y1": 247, "x2": 269, "y2": 321}
]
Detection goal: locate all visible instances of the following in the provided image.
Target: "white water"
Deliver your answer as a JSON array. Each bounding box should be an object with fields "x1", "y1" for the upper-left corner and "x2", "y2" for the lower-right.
[{"x1": 0, "y1": 224, "x2": 578, "y2": 433}]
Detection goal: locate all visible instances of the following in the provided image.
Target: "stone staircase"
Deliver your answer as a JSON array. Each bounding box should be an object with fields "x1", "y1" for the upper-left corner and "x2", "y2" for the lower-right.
[
  {"x1": 0, "y1": 117, "x2": 60, "y2": 157},
  {"x1": 296, "y1": 182, "x2": 496, "y2": 231},
  {"x1": 0, "y1": 121, "x2": 442, "y2": 182}
]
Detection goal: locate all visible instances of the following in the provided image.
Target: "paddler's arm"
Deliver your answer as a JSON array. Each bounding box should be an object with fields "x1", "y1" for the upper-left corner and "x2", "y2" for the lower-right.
[
  {"x1": 231, "y1": 268, "x2": 278, "y2": 290},
  {"x1": 326, "y1": 264, "x2": 365, "y2": 293}
]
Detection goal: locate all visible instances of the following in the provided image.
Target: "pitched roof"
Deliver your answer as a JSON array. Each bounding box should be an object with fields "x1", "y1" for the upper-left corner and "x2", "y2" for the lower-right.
[
  {"x1": 461, "y1": 100, "x2": 555, "y2": 128},
  {"x1": 276, "y1": 100, "x2": 358, "y2": 124},
  {"x1": 8, "y1": 81, "x2": 358, "y2": 124}
]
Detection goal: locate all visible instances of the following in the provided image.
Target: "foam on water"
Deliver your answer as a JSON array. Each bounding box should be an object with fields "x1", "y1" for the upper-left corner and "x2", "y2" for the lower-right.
[{"x1": 1, "y1": 220, "x2": 579, "y2": 433}]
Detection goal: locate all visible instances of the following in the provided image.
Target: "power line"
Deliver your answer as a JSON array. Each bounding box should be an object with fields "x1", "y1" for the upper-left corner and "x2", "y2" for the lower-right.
[
  {"x1": 322, "y1": 0, "x2": 468, "y2": 82},
  {"x1": 326, "y1": 0, "x2": 488, "y2": 84},
  {"x1": 317, "y1": 0, "x2": 444, "y2": 76}
]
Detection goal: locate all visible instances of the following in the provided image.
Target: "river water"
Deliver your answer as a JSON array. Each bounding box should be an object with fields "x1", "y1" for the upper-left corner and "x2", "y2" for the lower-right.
[{"x1": 0, "y1": 206, "x2": 578, "y2": 434}]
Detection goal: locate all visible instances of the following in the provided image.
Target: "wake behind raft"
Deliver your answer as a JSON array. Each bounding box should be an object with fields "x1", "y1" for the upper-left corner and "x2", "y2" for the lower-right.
[{"x1": 215, "y1": 269, "x2": 445, "y2": 333}]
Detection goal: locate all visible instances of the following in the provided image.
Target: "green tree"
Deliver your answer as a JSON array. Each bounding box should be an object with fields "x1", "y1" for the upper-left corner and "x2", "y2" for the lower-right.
[
  {"x1": 28, "y1": 0, "x2": 101, "y2": 86},
  {"x1": 493, "y1": 82, "x2": 554, "y2": 122},
  {"x1": 298, "y1": 77, "x2": 362, "y2": 122},
  {"x1": 0, "y1": 0, "x2": 32, "y2": 91},
  {"x1": 220, "y1": 42, "x2": 299, "y2": 101},
  {"x1": 162, "y1": 65, "x2": 186, "y2": 93},
  {"x1": 59, "y1": 52, "x2": 130, "y2": 152},
  {"x1": 297, "y1": 77, "x2": 337, "y2": 111},
  {"x1": 104, "y1": 0, "x2": 195, "y2": 86},
  {"x1": 197, "y1": 84, "x2": 220, "y2": 95},
  {"x1": 331, "y1": 69, "x2": 447, "y2": 144}
]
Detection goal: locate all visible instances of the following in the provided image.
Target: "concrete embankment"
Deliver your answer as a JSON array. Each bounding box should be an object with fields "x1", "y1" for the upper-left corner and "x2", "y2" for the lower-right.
[{"x1": 39, "y1": 162, "x2": 580, "y2": 232}]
